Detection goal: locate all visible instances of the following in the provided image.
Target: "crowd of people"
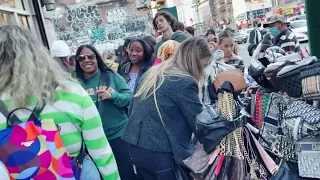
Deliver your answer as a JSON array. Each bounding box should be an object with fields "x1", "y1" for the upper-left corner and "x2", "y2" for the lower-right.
[{"x1": 0, "y1": 9, "x2": 308, "y2": 180}]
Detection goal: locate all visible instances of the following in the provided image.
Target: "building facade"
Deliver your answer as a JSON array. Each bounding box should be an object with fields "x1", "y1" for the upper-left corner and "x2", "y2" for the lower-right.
[
  {"x1": 0, "y1": 0, "x2": 54, "y2": 48},
  {"x1": 213, "y1": 0, "x2": 234, "y2": 29},
  {"x1": 245, "y1": 0, "x2": 272, "y2": 21},
  {"x1": 51, "y1": 0, "x2": 152, "y2": 54}
]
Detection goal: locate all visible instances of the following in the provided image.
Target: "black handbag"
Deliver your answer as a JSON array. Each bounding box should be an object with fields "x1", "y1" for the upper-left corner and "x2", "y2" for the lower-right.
[
  {"x1": 270, "y1": 160, "x2": 300, "y2": 180},
  {"x1": 196, "y1": 105, "x2": 247, "y2": 154}
]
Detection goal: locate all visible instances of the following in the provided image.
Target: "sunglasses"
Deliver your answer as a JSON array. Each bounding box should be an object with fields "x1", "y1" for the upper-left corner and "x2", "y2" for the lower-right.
[{"x1": 76, "y1": 54, "x2": 96, "y2": 62}]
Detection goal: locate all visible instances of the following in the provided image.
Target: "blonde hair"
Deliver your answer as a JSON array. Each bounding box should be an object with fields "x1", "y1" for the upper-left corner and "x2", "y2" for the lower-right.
[
  {"x1": 157, "y1": 40, "x2": 180, "y2": 61},
  {"x1": 0, "y1": 25, "x2": 73, "y2": 109},
  {"x1": 135, "y1": 37, "x2": 211, "y2": 100}
]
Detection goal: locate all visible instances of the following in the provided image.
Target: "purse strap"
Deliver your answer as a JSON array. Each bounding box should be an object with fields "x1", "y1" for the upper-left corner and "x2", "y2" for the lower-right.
[
  {"x1": 0, "y1": 100, "x2": 21, "y2": 126},
  {"x1": 154, "y1": 83, "x2": 171, "y2": 139}
]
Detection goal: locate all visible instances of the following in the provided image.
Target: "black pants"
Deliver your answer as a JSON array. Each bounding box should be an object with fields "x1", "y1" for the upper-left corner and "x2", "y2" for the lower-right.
[
  {"x1": 109, "y1": 137, "x2": 136, "y2": 180},
  {"x1": 129, "y1": 144, "x2": 177, "y2": 180}
]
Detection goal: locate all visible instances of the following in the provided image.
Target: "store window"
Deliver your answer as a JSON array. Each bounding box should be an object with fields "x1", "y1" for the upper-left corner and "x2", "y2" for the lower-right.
[
  {"x1": 0, "y1": 0, "x2": 25, "y2": 10},
  {"x1": 0, "y1": 12, "x2": 10, "y2": 25},
  {"x1": 18, "y1": 15, "x2": 29, "y2": 29}
]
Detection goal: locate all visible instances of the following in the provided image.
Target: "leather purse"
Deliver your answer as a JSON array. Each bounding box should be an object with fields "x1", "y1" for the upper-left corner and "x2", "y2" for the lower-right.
[
  {"x1": 183, "y1": 145, "x2": 220, "y2": 179},
  {"x1": 213, "y1": 69, "x2": 246, "y2": 92},
  {"x1": 196, "y1": 105, "x2": 246, "y2": 154}
]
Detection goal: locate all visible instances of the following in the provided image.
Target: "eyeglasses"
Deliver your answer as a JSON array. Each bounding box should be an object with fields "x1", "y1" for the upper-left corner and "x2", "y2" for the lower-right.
[{"x1": 76, "y1": 54, "x2": 96, "y2": 62}]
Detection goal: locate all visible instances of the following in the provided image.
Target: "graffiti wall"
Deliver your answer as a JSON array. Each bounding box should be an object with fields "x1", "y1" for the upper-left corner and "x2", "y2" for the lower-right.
[{"x1": 52, "y1": 0, "x2": 152, "y2": 54}]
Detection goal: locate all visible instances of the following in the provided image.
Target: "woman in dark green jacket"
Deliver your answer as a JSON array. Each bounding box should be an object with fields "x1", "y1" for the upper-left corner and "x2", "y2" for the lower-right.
[{"x1": 75, "y1": 45, "x2": 135, "y2": 180}]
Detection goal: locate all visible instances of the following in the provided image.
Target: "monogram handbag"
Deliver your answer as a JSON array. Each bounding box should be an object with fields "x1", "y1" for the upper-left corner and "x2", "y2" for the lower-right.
[
  {"x1": 183, "y1": 145, "x2": 220, "y2": 179},
  {"x1": 282, "y1": 100, "x2": 320, "y2": 140},
  {"x1": 259, "y1": 93, "x2": 282, "y2": 150},
  {"x1": 296, "y1": 136, "x2": 320, "y2": 179}
]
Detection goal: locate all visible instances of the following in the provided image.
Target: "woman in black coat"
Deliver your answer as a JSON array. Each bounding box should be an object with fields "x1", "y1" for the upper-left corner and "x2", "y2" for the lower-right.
[{"x1": 122, "y1": 37, "x2": 212, "y2": 180}]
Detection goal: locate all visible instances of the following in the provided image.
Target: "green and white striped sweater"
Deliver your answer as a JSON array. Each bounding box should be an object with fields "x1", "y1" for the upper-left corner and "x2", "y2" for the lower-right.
[{"x1": 0, "y1": 81, "x2": 119, "y2": 180}]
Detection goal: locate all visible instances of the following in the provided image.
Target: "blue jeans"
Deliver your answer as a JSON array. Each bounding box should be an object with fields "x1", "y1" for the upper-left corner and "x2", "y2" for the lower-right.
[{"x1": 80, "y1": 155, "x2": 101, "y2": 180}]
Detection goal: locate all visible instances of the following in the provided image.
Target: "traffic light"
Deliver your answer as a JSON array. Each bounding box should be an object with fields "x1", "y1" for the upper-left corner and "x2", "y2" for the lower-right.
[{"x1": 196, "y1": 0, "x2": 200, "y2": 6}]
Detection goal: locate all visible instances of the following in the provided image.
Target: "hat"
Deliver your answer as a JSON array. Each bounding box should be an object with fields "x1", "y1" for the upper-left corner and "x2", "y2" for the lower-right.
[
  {"x1": 50, "y1": 40, "x2": 71, "y2": 57},
  {"x1": 263, "y1": 14, "x2": 286, "y2": 28},
  {"x1": 206, "y1": 29, "x2": 216, "y2": 36}
]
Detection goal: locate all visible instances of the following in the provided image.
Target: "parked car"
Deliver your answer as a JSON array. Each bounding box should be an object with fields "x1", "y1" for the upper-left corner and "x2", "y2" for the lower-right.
[
  {"x1": 290, "y1": 20, "x2": 308, "y2": 42},
  {"x1": 234, "y1": 32, "x2": 248, "y2": 44},
  {"x1": 244, "y1": 28, "x2": 254, "y2": 37},
  {"x1": 287, "y1": 14, "x2": 306, "y2": 22}
]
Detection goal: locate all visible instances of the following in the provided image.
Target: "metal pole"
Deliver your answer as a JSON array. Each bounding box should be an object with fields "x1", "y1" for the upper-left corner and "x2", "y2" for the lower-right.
[
  {"x1": 196, "y1": 5, "x2": 203, "y2": 33},
  {"x1": 305, "y1": 0, "x2": 320, "y2": 57}
]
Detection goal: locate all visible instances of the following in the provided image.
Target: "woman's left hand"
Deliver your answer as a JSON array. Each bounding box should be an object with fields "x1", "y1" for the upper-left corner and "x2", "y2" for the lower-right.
[{"x1": 96, "y1": 90, "x2": 112, "y2": 100}]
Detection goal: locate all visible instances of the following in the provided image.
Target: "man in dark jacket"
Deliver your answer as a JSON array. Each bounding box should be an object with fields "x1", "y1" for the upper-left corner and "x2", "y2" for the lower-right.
[
  {"x1": 153, "y1": 11, "x2": 187, "y2": 57},
  {"x1": 263, "y1": 14, "x2": 300, "y2": 54}
]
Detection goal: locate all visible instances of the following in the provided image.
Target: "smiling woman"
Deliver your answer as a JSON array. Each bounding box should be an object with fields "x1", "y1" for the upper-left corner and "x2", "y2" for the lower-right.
[
  {"x1": 120, "y1": 39, "x2": 154, "y2": 93},
  {"x1": 75, "y1": 44, "x2": 135, "y2": 180}
]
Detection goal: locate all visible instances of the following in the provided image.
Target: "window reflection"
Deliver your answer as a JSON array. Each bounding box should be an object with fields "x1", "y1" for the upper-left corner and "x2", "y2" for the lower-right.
[
  {"x1": 18, "y1": 15, "x2": 29, "y2": 29},
  {"x1": 0, "y1": 12, "x2": 10, "y2": 25},
  {"x1": 0, "y1": 0, "x2": 25, "y2": 10}
]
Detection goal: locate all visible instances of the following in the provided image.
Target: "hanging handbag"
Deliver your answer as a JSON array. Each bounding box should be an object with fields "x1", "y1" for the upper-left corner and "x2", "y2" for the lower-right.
[
  {"x1": 277, "y1": 57, "x2": 316, "y2": 98},
  {"x1": 213, "y1": 69, "x2": 246, "y2": 92},
  {"x1": 296, "y1": 136, "x2": 320, "y2": 179},
  {"x1": 300, "y1": 61, "x2": 320, "y2": 100},
  {"x1": 282, "y1": 100, "x2": 320, "y2": 141},
  {"x1": 183, "y1": 146, "x2": 220, "y2": 179},
  {"x1": 259, "y1": 93, "x2": 282, "y2": 150}
]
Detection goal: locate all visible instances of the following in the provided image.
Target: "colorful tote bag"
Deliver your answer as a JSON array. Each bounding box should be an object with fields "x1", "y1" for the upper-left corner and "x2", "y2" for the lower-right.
[{"x1": 0, "y1": 102, "x2": 81, "y2": 180}]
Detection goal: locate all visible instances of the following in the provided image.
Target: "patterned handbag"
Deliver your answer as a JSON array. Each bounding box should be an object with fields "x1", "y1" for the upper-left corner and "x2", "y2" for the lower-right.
[
  {"x1": 0, "y1": 102, "x2": 82, "y2": 180},
  {"x1": 300, "y1": 61, "x2": 320, "y2": 100},
  {"x1": 259, "y1": 94, "x2": 297, "y2": 162},
  {"x1": 283, "y1": 100, "x2": 320, "y2": 141},
  {"x1": 259, "y1": 93, "x2": 282, "y2": 151},
  {"x1": 296, "y1": 136, "x2": 320, "y2": 179}
]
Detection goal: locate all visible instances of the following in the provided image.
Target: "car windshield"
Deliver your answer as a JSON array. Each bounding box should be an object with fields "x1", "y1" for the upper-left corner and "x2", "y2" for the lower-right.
[{"x1": 291, "y1": 21, "x2": 307, "y2": 29}]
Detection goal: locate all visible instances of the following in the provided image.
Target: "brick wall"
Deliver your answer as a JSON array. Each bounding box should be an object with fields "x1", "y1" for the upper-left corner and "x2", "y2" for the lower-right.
[{"x1": 51, "y1": 0, "x2": 152, "y2": 54}]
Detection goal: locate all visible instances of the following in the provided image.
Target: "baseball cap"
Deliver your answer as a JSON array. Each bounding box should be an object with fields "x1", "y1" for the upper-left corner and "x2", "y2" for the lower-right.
[
  {"x1": 206, "y1": 29, "x2": 216, "y2": 36},
  {"x1": 263, "y1": 14, "x2": 286, "y2": 28},
  {"x1": 50, "y1": 40, "x2": 71, "y2": 57}
]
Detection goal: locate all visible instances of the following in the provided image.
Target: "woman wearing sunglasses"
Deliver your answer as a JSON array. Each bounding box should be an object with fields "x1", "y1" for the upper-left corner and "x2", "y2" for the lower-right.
[{"x1": 75, "y1": 45, "x2": 135, "y2": 180}]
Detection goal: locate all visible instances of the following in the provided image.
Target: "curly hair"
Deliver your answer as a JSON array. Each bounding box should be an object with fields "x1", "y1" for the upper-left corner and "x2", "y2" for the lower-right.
[
  {"x1": 0, "y1": 25, "x2": 73, "y2": 109},
  {"x1": 152, "y1": 11, "x2": 177, "y2": 31}
]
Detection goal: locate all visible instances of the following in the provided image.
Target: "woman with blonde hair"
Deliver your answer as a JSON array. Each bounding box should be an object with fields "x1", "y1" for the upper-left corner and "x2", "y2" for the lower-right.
[
  {"x1": 217, "y1": 30, "x2": 244, "y2": 71},
  {"x1": 153, "y1": 40, "x2": 180, "y2": 66},
  {"x1": 122, "y1": 37, "x2": 211, "y2": 180},
  {"x1": 0, "y1": 25, "x2": 119, "y2": 179}
]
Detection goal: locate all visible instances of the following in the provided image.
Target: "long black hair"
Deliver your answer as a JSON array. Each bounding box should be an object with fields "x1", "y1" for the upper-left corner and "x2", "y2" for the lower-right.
[
  {"x1": 75, "y1": 44, "x2": 113, "y2": 83},
  {"x1": 128, "y1": 39, "x2": 154, "y2": 68}
]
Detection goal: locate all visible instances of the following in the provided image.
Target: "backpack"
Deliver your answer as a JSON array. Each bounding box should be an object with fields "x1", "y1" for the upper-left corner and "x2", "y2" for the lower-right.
[{"x1": 0, "y1": 101, "x2": 85, "y2": 180}]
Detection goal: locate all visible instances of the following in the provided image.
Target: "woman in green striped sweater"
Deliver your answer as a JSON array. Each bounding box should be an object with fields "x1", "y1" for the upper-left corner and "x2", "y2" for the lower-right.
[{"x1": 0, "y1": 25, "x2": 119, "y2": 179}]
